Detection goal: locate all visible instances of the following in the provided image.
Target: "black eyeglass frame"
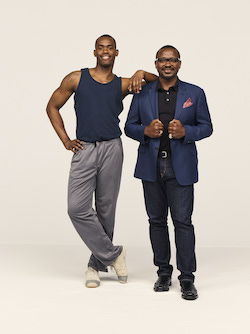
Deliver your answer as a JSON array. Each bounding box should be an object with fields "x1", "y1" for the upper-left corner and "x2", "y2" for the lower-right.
[{"x1": 155, "y1": 57, "x2": 181, "y2": 64}]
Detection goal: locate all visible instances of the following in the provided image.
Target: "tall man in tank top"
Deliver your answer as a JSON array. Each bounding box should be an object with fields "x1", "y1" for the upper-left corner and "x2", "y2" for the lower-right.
[{"x1": 46, "y1": 35, "x2": 157, "y2": 288}]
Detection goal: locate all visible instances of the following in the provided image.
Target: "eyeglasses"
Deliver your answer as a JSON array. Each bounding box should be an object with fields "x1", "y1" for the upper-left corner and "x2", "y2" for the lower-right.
[{"x1": 156, "y1": 57, "x2": 180, "y2": 64}]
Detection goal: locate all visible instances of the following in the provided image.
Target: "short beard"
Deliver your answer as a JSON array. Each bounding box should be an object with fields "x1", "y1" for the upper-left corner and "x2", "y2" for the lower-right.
[{"x1": 159, "y1": 71, "x2": 175, "y2": 81}]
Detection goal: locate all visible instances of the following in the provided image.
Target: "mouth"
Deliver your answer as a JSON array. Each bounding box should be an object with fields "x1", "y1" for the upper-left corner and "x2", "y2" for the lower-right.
[
  {"x1": 162, "y1": 68, "x2": 173, "y2": 74},
  {"x1": 100, "y1": 55, "x2": 111, "y2": 61}
]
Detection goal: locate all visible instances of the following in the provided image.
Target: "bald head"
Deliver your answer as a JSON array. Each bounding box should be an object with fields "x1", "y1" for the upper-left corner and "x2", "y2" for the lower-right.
[{"x1": 156, "y1": 45, "x2": 180, "y2": 59}]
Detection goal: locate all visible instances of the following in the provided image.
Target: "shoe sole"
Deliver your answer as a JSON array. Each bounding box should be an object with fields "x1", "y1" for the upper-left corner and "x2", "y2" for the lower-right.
[
  {"x1": 118, "y1": 276, "x2": 128, "y2": 283},
  {"x1": 154, "y1": 287, "x2": 170, "y2": 292},
  {"x1": 181, "y1": 293, "x2": 198, "y2": 300},
  {"x1": 85, "y1": 280, "x2": 100, "y2": 288}
]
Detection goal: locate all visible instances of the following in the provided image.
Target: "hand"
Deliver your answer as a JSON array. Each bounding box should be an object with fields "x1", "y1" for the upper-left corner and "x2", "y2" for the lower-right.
[
  {"x1": 128, "y1": 70, "x2": 145, "y2": 94},
  {"x1": 168, "y1": 119, "x2": 185, "y2": 139},
  {"x1": 144, "y1": 119, "x2": 164, "y2": 138},
  {"x1": 64, "y1": 139, "x2": 84, "y2": 153}
]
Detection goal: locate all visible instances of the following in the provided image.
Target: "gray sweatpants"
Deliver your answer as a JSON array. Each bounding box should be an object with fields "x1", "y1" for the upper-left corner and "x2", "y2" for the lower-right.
[{"x1": 68, "y1": 138, "x2": 123, "y2": 272}]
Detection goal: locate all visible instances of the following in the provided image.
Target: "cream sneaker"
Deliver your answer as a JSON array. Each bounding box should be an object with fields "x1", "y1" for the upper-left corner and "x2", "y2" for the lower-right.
[
  {"x1": 111, "y1": 247, "x2": 128, "y2": 283},
  {"x1": 85, "y1": 267, "x2": 100, "y2": 288}
]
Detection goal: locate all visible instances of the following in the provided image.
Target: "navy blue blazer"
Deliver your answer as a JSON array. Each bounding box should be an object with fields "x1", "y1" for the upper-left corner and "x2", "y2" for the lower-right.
[{"x1": 124, "y1": 80, "x2": 213, "y2": 185}]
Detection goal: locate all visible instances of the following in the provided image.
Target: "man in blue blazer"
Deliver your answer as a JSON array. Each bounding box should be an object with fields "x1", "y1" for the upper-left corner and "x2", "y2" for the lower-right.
[{"x1": 125, "y1": 45, "x2": 213, "y2": 300}]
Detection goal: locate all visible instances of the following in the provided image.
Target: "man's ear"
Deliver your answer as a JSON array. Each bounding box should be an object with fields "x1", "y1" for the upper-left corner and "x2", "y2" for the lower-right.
[
  {"x1": 116, "y1": 49, "x2": 119, "y2": 57},
  {"x1": 94, "y1": 50, "x2": 97, "y2": 57}
]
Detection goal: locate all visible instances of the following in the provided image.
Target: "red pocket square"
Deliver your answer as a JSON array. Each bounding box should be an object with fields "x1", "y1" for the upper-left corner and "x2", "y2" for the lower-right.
[{"x1": 183, "y1": 98, "x2": 193, "y2": 108}]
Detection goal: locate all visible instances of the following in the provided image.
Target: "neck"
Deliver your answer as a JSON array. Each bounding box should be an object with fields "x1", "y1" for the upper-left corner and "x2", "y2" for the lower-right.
[
  {"x1": 159, "y1": 76, "x2": 178, "y2": 91},
  {"x1": 94, "y1": 63, "x2": 114, "y2": 78},
  {"x1": 89, "y1": 64, "x2": 115, "y2": 84}
]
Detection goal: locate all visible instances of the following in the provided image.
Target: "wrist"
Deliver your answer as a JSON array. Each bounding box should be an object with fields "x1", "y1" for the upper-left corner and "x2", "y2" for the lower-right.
[
  {"x1": 140, "y1": 70, "x2": 145, "y2": 78},
  {"x1": 63, "y1": 138, "x2": 70, "y2": 145}
]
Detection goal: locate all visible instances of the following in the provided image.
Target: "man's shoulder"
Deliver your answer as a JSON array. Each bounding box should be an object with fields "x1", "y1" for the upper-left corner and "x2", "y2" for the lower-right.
[
  {"x1": 65, "y1": 70, "x2": 82, "y2": 81},
  {"x1": 71, "y1": 68, "x2": 89, "y2": 79},
  {"x1": 179, "y1": 80, "x2": 204, "y2": 92},
  {"x1": 61, "y1": 70, "x2": 82, "y2": 92},
  {"x1": 137, "y1": 81, "x2": 157, "y2": 96}
]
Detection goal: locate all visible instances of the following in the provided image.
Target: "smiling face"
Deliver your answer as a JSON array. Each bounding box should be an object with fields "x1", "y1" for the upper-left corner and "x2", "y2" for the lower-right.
[
  {"x1": 155, "y1": 47, "x2": 181, "y2": 81},
  {"x1": 94, "y1": 36, "x2": 118, "y2": 68}
]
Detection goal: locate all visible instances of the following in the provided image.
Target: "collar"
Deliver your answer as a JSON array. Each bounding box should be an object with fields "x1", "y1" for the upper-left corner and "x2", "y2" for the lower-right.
[{"x1": 157, "y1": 77, "x2": 179, "y2": 92}]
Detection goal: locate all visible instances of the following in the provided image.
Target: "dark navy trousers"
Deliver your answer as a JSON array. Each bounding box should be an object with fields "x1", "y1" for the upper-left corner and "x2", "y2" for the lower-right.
[{"x1": 142, "y1": 156, "x2": 196, "y2": 282}]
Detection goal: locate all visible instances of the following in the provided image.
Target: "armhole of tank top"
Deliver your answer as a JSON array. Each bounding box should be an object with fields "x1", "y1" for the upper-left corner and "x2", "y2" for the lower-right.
[
  {"x1": 118, "y1": 77, "x2": 123, "y2": 101},
  {"x1": 74, "y1": 69, "x2": 85, "y2": 98}
]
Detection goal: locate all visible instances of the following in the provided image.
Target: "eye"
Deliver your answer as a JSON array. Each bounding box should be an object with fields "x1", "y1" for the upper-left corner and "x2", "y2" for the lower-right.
[
  {"x1": 157, "y1": 58, "x2": 166, "y2": 63},
  {"x1": 170, "y1": 58, "x2": 178, "y2": 63}
]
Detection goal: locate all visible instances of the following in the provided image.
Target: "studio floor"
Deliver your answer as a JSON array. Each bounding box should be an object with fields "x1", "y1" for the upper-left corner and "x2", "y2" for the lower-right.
[{"x1": 0, "y1": 244, "x2": 249, "y2": 334}]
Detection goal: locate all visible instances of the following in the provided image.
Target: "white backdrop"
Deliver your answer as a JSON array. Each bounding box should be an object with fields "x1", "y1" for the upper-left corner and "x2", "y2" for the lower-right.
[{"x1": 1, "y1": 0, "x2": 249, "y2": 247}]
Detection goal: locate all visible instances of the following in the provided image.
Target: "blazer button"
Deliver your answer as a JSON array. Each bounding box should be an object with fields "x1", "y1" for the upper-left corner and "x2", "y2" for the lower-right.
[{"x1": 155, "y1": 147, "x2": 158, "y2": 151}]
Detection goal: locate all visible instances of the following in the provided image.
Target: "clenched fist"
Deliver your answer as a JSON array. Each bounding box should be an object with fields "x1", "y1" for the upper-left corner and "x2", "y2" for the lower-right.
[
  {"x1": 168, "y1": 119, "x2": 185, "y2": 139},
  {"x1": 144, "y1": 119, "x2": 164, "y2": 138}
]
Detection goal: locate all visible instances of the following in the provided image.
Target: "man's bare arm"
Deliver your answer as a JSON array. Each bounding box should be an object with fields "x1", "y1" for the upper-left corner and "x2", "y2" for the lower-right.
[
  {"x1": 122, "y1": 70, "x2": 158, "y2": 98},
  {"x1": 46, "y1": 71, "x2": 83, "y2": 153}
]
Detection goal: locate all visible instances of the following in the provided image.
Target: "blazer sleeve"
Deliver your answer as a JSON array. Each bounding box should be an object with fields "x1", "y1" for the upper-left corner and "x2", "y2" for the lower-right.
[
  {"x1": 183, "y1": 89, "x2": 213, "y2": 144},
  {"x1": 124, "y1": 94, "x2": 148, "y2": 144}
]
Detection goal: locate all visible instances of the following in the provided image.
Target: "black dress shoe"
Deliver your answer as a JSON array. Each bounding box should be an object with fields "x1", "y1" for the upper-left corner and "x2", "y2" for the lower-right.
[
  {"x1": 154, "y1": 275, "x2": 171, "y2": 292},
  {"x1": 180, "y1": 281, "x2": 198, "y2": 300}
]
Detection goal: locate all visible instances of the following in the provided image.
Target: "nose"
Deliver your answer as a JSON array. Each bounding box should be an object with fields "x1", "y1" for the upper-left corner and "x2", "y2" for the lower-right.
[{"x1": 164, "y1": 61, "x2": 171, "y2": 67}]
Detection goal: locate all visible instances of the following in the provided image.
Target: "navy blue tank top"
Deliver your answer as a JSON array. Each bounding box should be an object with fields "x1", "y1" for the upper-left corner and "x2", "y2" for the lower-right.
[{"x1": 74, "y1": 68, "x2": 123, "y2": 142}]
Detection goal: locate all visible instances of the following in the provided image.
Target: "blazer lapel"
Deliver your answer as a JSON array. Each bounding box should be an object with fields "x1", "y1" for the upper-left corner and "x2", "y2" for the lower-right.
[
  {"x1": 148, "y1": 81, "x2": 158, "y2": 119},
  {"x1": 146, "y1": 80, "x2": 187, "y2": 120},
  {"x1": 175, "y1": 80, "x2": 186, "y2": 119}
]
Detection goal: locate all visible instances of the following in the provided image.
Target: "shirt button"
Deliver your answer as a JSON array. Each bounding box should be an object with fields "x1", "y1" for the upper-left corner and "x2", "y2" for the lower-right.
[
  {"x1": 167, "y1": 92, "x2": 170, "y2": 94},
  {"x1": 166, "y1": 98, "x2": 170, "y2": 102}
]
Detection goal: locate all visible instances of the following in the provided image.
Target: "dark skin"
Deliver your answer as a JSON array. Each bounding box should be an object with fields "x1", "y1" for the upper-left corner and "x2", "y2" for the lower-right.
[
  {"x1": 144, "y1": 47, "x2": 185, "y2": 140},
  {"x1": 46, "y1": 36, "x2": 158, "y2": 153}
]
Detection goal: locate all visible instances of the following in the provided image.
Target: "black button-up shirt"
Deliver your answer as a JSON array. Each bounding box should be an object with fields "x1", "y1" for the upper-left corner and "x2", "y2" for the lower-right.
[{"x1": 157, "y1": 78, "x2": 179, "y2": 154}]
